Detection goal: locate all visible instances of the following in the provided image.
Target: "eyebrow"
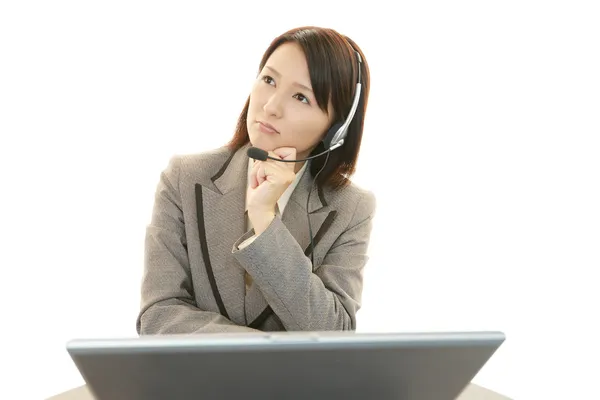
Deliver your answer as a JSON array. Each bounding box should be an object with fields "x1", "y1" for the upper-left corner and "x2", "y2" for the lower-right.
[{"x1": 264, "y1": 66, "x2": 313, "y2": 93}]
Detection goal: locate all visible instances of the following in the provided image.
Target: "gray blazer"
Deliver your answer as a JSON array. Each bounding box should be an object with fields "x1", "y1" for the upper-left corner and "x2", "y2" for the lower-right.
[{"x1": 136, "y1": 142, "x2": 376, "y2": 334}]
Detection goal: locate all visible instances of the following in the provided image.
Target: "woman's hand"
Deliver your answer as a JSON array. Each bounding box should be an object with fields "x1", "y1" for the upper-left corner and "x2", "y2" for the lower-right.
[{"x1": 247, "y1": 147, "x2": 297, "y2": 234}]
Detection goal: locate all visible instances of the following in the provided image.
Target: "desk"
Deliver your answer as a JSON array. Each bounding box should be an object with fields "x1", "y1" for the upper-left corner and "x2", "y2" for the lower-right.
[{"x1": 47, "y1": 383, "x2": 511, "y2": 400}]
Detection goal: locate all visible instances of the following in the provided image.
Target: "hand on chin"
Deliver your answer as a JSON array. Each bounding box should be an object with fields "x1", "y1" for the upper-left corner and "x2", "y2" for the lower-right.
[{"x1": 246, "y1": 147, "x2": 297, "y2": 233}]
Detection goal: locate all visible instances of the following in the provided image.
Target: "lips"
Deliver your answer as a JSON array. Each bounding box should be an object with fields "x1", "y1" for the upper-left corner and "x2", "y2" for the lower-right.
[{"x1": 258, "y1": 121, "x2": 279, "y2": 134}]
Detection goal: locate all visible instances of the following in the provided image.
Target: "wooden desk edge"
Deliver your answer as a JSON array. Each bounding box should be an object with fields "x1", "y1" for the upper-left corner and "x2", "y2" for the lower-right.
[{"x1": 46, "y1": 383, "x2": 512, "y2": 400}]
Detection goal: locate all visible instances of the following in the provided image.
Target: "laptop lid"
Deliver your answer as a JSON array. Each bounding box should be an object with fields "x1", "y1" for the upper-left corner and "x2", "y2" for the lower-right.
[{"x1": 67, "y1": 330, "x2": 505, "y2": 400}]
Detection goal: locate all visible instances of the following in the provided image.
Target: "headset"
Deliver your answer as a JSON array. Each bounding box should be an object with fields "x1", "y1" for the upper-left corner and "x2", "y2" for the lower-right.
[
  {"x1": 319, "y1": 50, "x2": 363, "y2": 152},
  {"x1": 247, "y1": 48, "x2": 364, "y2": 267}
]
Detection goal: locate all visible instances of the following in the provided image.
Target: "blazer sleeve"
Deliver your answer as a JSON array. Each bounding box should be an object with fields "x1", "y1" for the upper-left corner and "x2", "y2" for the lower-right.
[
  {"x1": 136, "y1": 155, "x2": 260, "y2": 335},
  {"x1": 231, "y1": 190, "x2": 376, "y2": 331}
]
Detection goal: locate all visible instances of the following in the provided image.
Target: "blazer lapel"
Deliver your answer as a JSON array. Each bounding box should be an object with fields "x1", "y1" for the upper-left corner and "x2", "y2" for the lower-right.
[
  {"x1": 195, "y1": 143, "x2": 251, "y2": 326},
  {"x1": 281, "y1": 166, "x2": 334, "y2": 259},
  {"x1": 245, "y1": 163, "x2": 338, "y2": 328}
]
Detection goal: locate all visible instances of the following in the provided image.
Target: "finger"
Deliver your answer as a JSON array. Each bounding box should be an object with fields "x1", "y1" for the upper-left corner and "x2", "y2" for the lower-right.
[
  {"x1": 273, "y1": 147, "x2": 296, "y2": 160},
  {"x1": 257, "y1": 162, "x2": 267, "y2": 185},
  {"x1": 249, "y1": 160, "x2": 260, "y2": 188},
  {"x1": 267, "y1": 151, "x2": 294, "y2": 172},
  {"x1": 272, "y1": 147, "x2": 297, "y2": 171},
  {"x1": 260, "y1": 161, "x2": 286, "y2": 185}
]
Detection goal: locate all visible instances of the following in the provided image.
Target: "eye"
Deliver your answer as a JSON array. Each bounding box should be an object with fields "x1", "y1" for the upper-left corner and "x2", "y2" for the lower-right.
[
  {"x1": 294, "y1": 93, "x2": 310, "y2": 105},
  {"x1": 262, "y1": 75, "x2": 275, "y2": 85}
]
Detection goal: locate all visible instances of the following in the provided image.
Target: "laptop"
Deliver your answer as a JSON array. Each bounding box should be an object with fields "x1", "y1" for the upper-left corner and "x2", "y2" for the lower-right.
[{"x1": 66, "y1": 330, "x2": 505, "y2": 400}]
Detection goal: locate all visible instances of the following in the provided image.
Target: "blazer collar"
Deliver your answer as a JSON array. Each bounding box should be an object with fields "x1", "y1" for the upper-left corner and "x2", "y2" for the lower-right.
[
  {"x1": 210, "y1": 143, "x2": 250, "y2": 196},
  {"x1": 288, "y1": 160, "x2": 329, "y2": 215}
]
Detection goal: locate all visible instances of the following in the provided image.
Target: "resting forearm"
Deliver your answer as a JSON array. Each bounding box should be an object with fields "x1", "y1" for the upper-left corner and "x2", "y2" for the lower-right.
[{"x1": 137, "y1": 298, "x2": 262, "y2": 335}]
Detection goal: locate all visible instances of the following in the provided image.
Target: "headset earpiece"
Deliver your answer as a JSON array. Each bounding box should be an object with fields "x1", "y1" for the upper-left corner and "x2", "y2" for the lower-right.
[
  {"x1": 319, "y1": 50, "x2": 363, "y2": 152},
  {"x1": 321, "y1": 122, "x2": 344, "y2": 149}
]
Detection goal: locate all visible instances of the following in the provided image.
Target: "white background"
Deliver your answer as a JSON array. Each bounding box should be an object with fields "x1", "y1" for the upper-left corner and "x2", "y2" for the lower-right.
[{"x1": 1, "y1": 1, "x2": 599, "y2": 399}]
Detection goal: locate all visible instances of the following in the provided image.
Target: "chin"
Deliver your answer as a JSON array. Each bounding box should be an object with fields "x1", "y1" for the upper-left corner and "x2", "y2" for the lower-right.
[
  {"x1": 248, "y1": 133, "x2": 275, "y2": 151},
  {"x1": 252, "y1": 143, "x2": 275, "y2": 152}
]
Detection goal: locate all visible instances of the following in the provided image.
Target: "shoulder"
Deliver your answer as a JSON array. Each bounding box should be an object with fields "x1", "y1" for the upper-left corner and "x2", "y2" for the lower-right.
[
  {"x1": 164, "y1": 145, "x2": 234, "y2": 182},
  {"x1": 326, "y1": 179, "x2": 377, "y2": 222},
  {"x1": 176, "y1": 145, "x2": 232, "y2": 173}
]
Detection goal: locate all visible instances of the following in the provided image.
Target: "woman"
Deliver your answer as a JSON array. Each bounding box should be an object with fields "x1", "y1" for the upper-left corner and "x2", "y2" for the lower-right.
[{"x1": 136, "y1": 26, "x2": 376, "y2": 334}]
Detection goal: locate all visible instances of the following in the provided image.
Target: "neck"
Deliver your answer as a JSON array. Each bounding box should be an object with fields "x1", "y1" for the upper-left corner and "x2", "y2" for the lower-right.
[{"x1": 294, "y1": 161, "x2": 306, "y2": 174}]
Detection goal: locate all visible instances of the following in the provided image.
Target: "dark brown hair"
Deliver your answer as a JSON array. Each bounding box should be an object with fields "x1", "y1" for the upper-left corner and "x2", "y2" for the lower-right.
[{"x1": 225, "y1": 26, "x2": 371, "y2": 191}]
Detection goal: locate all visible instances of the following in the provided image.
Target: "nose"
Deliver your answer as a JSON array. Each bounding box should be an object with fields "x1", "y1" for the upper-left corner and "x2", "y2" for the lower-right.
[{"x1": 263, "y1": 92, "x2": 284, "y2": 118}]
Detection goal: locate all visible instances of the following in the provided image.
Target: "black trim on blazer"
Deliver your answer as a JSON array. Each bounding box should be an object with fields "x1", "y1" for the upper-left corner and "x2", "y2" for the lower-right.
[
  {"x1": 317, "y1": 184, "x2": 328, "y2": 208},
  {"x1": 304, "y1": 210, "x2": 337, "y2": 258},
  {"x1": 248, "y1": 306, "x2": 275, "y2": 329},
  {"x1": 195, "y1": 184, "x2": 230, "y2": 319},
  {"x1": 211, "y1": 148, "x2": 236, "y2": 184}
]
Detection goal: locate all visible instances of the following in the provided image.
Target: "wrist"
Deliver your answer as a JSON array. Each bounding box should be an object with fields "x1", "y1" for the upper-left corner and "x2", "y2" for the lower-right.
[{"x1": 248, "y1": 209, "x2": 276, "y2": 235}]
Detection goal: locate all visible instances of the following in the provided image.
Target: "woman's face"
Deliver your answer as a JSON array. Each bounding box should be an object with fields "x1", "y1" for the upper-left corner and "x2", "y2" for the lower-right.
[{"x1": 247, "y1": 42, "x2": 334, "y2": 164}]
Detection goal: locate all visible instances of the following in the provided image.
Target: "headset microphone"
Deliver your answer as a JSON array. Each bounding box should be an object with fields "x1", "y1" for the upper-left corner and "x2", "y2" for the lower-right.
[{"x1": 246, "y1": 141, "x2": 344, "y2": 163}]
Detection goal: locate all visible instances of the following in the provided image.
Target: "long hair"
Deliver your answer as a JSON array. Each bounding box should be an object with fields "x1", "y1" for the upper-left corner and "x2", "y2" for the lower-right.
[{"x1": 226, "y1": 26, "x2": 370, "y2": 191}]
